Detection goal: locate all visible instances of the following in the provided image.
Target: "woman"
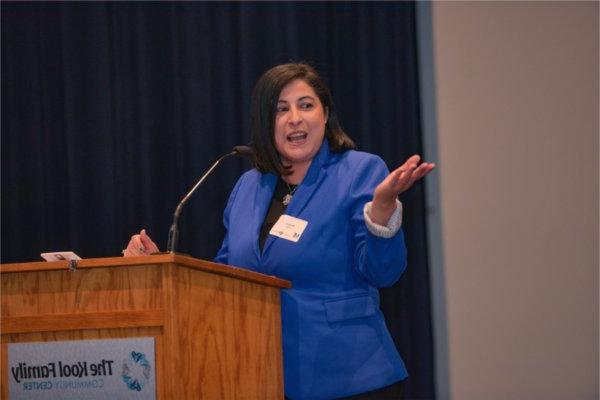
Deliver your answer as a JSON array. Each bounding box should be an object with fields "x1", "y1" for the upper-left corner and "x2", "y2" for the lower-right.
[{"x1": 124, "y1": 63, "x2": 434, "y2": 399}]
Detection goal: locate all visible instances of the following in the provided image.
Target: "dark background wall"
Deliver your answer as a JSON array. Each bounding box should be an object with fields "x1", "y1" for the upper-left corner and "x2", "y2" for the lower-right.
[{"x1": 1, "y1": 2, "x2": 435, "y2": 398}]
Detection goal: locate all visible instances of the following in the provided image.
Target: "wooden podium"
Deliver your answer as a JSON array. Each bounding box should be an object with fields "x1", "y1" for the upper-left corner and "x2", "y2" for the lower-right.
[{"x1": 0, "y1": 254, "x2": 290, "y2": 399}]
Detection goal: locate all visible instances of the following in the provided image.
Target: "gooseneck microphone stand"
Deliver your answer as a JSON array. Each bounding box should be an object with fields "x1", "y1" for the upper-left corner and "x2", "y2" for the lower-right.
[{"x1": 166, "y1": 145, "x2": 252, "y2": 253}]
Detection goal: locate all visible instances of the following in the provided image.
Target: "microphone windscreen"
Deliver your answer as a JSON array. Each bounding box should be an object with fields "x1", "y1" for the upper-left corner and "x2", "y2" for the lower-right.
[{"x1": 232, "y1": 145, "x2": 253, "y2": 158}]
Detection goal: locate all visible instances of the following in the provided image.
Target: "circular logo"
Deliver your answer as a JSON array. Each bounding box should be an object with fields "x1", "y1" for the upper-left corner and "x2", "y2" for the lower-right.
[{"x1": 121, "y1": 351, "x2": 151, "y2": 392}]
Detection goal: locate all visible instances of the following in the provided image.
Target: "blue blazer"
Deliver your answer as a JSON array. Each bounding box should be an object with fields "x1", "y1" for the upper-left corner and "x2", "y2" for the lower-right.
[{"x1": 215, "y1": 141, "x2": 408, "y2": 399}]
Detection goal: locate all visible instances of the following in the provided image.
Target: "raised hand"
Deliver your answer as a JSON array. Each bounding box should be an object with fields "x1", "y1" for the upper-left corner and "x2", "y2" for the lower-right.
[{"x1": 369, "y1": 155, "x2": 435, "y2": 226}]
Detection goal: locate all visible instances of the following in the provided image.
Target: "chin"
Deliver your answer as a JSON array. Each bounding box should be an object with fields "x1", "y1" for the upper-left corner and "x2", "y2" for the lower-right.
[{"x1": 286, "y1": 153, "x2": 312, "y2": 164}]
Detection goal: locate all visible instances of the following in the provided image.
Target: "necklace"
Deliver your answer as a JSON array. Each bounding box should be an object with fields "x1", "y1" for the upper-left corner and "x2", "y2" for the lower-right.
[{"x1": 282, "y1": 182, "x2": 298, "y2": 206}]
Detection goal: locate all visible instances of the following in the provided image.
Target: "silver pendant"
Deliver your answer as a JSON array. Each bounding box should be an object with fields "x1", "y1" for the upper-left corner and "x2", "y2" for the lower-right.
[{"x1": 282, "y1": 194, "x2": 293, "y2": 206}]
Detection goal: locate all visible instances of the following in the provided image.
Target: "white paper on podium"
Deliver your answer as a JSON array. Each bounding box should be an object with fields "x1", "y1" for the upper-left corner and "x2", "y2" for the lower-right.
[{"x1": 40, "y1": 251, "x2": 82, "y2": 262}]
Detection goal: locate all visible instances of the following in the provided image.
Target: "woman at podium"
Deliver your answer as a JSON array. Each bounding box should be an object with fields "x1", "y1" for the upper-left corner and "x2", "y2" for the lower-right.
[{"x1": 124, "y1": 63, "x2": 434, "y2": 400}]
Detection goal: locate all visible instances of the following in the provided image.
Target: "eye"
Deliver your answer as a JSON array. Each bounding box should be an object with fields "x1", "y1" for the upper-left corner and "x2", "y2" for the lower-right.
[
  {"x1": 276, "y1": 104, "x2": 289, "y2": 113},
  {"x1": 299, "y1": 102, "x2": 314, "y2": 110}
]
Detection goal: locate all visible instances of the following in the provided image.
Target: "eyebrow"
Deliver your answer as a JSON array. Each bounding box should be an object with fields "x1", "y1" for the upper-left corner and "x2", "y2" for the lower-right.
[{"x1": 277, "y1": 96, "x2": 315, "y2": 103}]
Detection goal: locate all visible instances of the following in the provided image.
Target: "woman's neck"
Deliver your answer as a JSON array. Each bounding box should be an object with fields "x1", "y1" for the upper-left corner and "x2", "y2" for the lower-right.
[{"x1": 282, "y1": 160, "x2": 311, "y2": 185}]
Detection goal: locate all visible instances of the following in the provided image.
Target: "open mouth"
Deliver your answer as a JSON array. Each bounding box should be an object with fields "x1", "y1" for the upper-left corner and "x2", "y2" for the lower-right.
[{"x1": 287, "y1": 131, "x2": 308, "y2": 143}]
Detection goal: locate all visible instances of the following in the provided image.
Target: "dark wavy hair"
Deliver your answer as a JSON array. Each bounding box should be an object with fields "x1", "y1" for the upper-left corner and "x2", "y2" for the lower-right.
[{"x1": 250, "y1": 63, "x2": 356, "y2": 175}]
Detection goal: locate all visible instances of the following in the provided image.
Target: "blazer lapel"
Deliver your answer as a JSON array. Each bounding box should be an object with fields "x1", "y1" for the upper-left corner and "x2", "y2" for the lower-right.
[
  {"x1": 285, "y1": 140, "x2": 332, "y2": 217},
  {"x1": 254, "y1": 173, "x2": 277, "y2": 260},
  {"x1": 261, "y1": 140, "x2": 333, "y2": 257}
]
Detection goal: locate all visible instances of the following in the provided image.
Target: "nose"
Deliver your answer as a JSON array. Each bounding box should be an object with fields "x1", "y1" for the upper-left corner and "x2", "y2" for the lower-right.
[{"x1": 288, "y1": 106, "x2": 301, "y2": 126}]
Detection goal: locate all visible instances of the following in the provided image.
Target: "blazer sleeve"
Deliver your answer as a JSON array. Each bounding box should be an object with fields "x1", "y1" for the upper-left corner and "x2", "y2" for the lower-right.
[
  {"x1": 348, "y1": 155, "x2": 408, "y2": 287},
  {"x1": 213, "y1": 174, "x2": 244, "y2": 265}
]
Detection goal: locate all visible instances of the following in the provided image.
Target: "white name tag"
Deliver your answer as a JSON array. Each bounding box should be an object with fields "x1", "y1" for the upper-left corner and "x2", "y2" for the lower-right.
[{"x1": 269, "y1": 214, "x2": 308, "y2": 242}]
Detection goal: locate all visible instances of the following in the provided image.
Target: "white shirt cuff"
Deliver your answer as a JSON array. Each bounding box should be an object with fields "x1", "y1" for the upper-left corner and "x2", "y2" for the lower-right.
[{"x1": 363, "y1": 200, "x2": 403, "y2": 238}]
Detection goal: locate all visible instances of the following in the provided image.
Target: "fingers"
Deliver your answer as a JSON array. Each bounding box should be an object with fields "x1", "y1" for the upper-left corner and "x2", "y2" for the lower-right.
[
  {"x1": 403, "y1": 154, "x2": 421, "y2": 168},
  {"x1": 385, "y1": 165, "x2": 405, "y2": 187},
  {"x1": 393, "y1": 156, "x2": 436, "y2": 194},
  {"x1": 407, "y1": 161, "x2": 435, "y2": 186},
  {"x1": 373, "y1": 155, "x2": 435, "y2": 208},
  {"x1": 139, "y1": 229, "x2": 159, "y2": 253},
  {"x1": 373, "y1": 163, "x2": 416, "y2": 204},
  {"x1": 123, "y1": 235, "x2": 145, "y2": 257},
  {"x1": 122, "y1": 229, "x2": 159, "y2": 257},
  {"x1": 394, "y1": 164, "x2": 416, "y2": 191}
]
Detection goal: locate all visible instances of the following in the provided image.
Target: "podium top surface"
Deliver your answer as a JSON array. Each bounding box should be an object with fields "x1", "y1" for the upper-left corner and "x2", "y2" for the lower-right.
[{"x1": 0, "y1": 253, "x2": 291, "y2": 289}]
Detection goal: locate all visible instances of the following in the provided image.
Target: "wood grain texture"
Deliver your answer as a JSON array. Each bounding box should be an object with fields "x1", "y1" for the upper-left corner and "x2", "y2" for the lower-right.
[
  {"x1": 1, "y1": 257, "x2": 287, "y2": 399},
  {"x1": 165, "y1": 263, "x2": 285, "y2": 399},
  {"x1": 1, "y1": 264, "x2": 163, "y2": 317},
  {"x1": 2, "y1": 310, "x2": 164, "y2": 333},
  {"x1": 1, "y1": 254, "x2": 291, "y2": 289}
]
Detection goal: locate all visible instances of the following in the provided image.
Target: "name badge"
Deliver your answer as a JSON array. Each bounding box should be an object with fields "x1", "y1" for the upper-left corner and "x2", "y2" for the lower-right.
[{"x1": 269, "y1": 214, "x2": 308, "y2": 242}]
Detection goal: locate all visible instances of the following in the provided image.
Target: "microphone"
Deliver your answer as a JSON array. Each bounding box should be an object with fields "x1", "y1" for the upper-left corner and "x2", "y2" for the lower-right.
[
  {"x1": 232, "y1": 145, "x2": 253, "y2": 158},
  {"x1": 166, "y1": 145, "x2": 253, "y2": 253}
]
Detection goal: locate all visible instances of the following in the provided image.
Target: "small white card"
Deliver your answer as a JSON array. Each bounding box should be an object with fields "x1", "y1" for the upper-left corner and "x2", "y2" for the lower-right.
[
  {"x1": 40, "y1": 251, "x2": 82, "y2": 262},
  {"x1": 269, "y1": 214, "x2": 308, "y2": 242}
]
